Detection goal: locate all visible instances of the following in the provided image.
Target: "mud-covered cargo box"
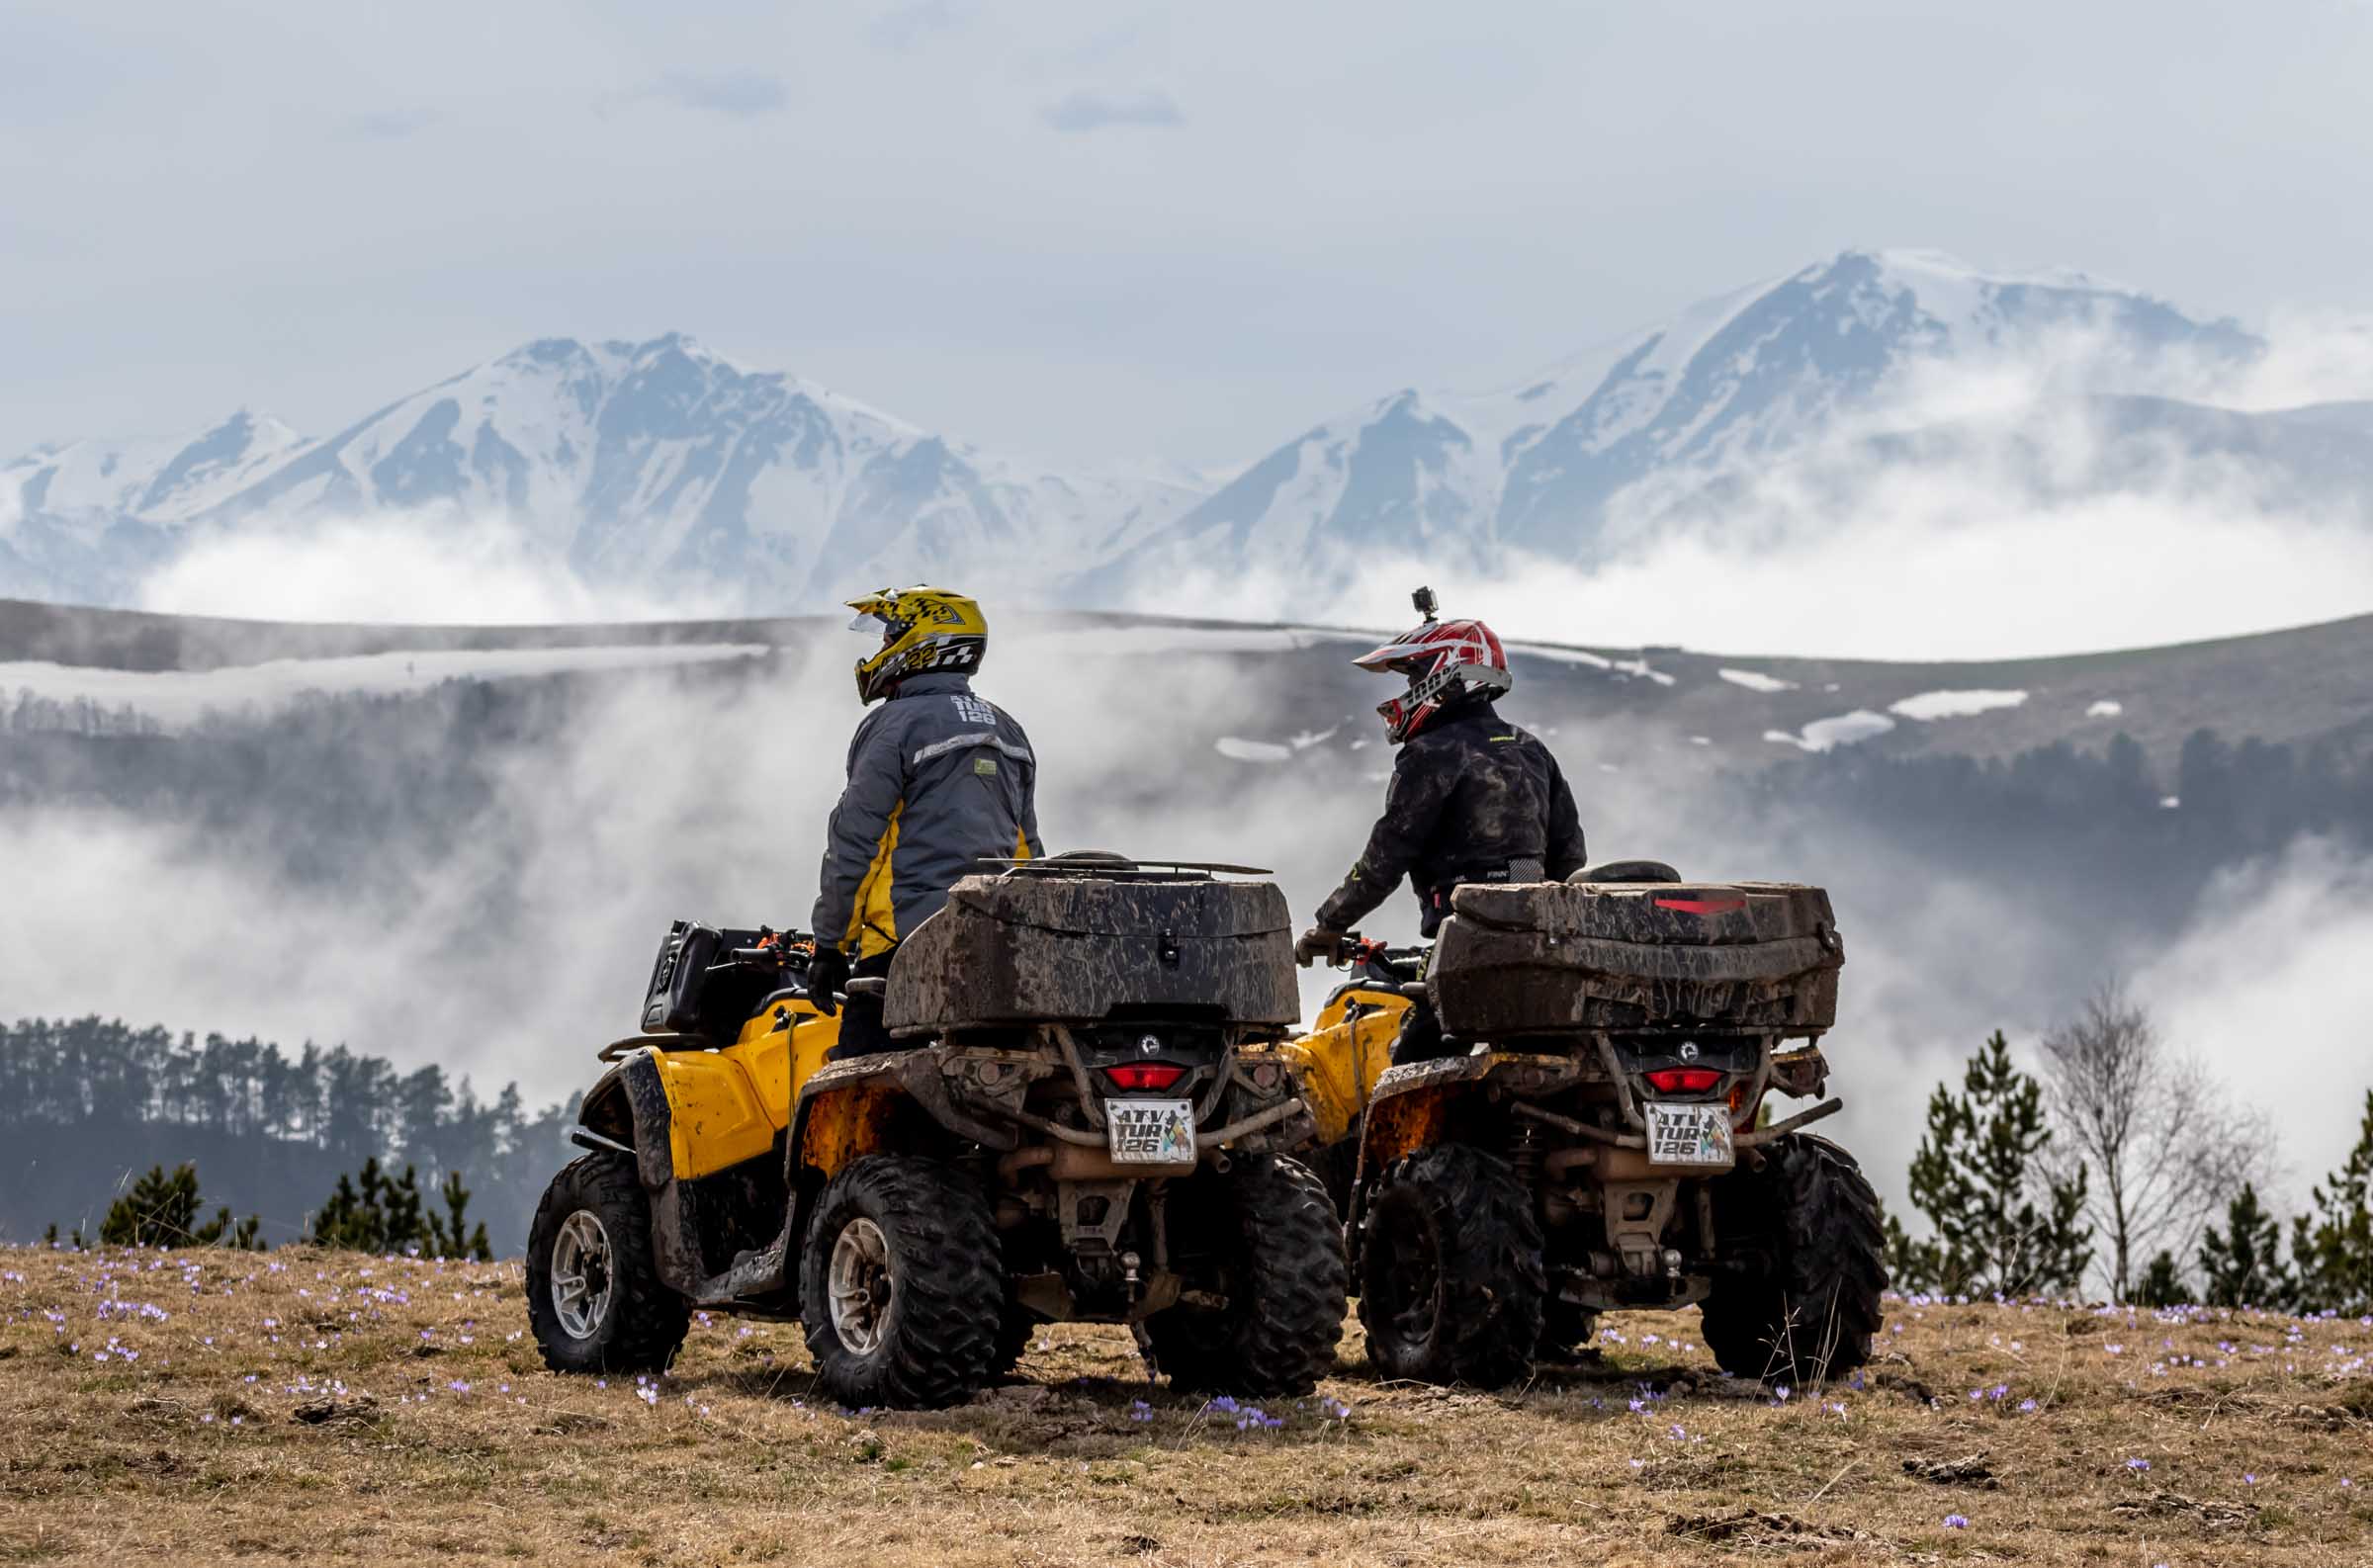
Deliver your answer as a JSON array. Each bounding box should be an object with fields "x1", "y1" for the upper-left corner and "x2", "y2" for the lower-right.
[
  {"x1": 1429, "y1": 879, "x2": 1843, "y2": 1037},
  {"x1": 883, "y1": 866, "x2": 1298, "y2": 1035}
]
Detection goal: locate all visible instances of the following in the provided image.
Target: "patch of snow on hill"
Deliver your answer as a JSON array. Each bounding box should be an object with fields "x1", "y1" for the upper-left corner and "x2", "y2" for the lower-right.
[
  {"x1": 1765, "y1": 710, "x2": 1897, "y2": 752},
  {"x1": 1510, "y1": 642, "x2": 1614, "y2": 670},
  {"x1": 0, "y1": 644, "x2": 770, "y2": 731},
  {"x1": 1718, "y1": 667, "x2": 1797, "y2": 693},
  {"x1": 1890, "y1": 689, "x2": 2030, "y2": 721},
  {"x1": 1011, "y1": 625, "x2": 1364, "y2": 657},
  {"x1": 1612, "y1": 656, "x2": 1677, "y2": 687},
  {"x1": 2087, "y1": 699, "x2": 2125, "y2": 717}
]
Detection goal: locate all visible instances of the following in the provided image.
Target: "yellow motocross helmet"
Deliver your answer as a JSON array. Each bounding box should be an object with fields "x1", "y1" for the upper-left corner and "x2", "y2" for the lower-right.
[{"x1": 846, "y1": 585, "x2": 988, "y2": 703}]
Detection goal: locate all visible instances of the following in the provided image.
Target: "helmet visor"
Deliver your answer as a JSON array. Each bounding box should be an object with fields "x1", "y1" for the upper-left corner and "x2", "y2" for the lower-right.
[{"x1": 848, "y1": 612, "x2": 903, "y2": 647}]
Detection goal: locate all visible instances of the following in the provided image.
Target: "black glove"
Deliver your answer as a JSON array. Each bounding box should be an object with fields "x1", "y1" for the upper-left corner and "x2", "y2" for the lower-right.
[
  {"x1": 1293, "y1": 926, "x2": 1350, "y2": 968},
  {"x1": 806, "y1": 946, "x2": 848, "y2": 1015}
]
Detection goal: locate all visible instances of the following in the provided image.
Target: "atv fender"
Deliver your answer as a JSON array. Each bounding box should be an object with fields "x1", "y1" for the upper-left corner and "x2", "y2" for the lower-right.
[
  {"x1": 574, "y1": 1050, "x2": 679, "y2": 1193},
  {"x1": 1271, "y1": 987, "x2": 1407, "y2": 1148},
  {"x1": 1357, "y1": 1055, "x2": 1493, "y2": 1176},
  {"x1": 577, "y1": 1046, "x2": 783, "y2": 1190},
  {"x1": 576, "y1": 1062, "x2": 639, "y2": 1154},
  {"x1": 1349, "y1": 1052, "x2": 1586, "y2": 1261},
  {"x1": 787, "y1": 1049, "x2": 1020, "y2": 1184}
]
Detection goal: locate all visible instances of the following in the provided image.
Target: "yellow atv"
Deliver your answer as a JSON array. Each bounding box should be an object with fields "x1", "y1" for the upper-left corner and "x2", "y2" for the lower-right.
[
  {"x1": 1290, "y1": 861, "x2": 1886, "y2": 1390},
  {"x1": 1263, "y1": 938, "x2": 1424, "y2": 1213},
  {"x1": 525, "y1": 855, "x2": 1347, "y2": 1410}
]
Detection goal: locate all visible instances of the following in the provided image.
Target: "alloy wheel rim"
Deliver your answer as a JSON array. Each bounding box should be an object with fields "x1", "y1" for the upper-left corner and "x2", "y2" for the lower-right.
[
  {"x1": 550, "y1": 1210, "x2": 616, "y2": 1341},
  {"x1": 828, "y1": 1217, "x2": 895, "y2": 1355}
]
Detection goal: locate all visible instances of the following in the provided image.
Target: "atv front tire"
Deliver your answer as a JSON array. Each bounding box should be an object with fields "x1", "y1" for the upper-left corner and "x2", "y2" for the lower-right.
[
  {"x1": 1145, "y1": 1155, "x2": 1348, "y2": 1397},
  {"x1": 1358, "y1": 1142, "x2": 1544, "y2": 1387},
  {"x1": 526, "y1": 1153, "x2": 691, "y2": 1374},
  {"x1": 1700, "y1": 1133, "x2": 1887, "y2": 1385},
  {"x1": 800, "y1": 1155, "x2": 1004, "y2": 1410}
]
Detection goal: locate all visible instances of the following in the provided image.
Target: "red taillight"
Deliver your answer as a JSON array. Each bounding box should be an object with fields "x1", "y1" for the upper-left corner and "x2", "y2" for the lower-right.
[
  {"x1": 1645, "y1": 1067, "x2": 1723, "y2": 1093},
  {"x1": 1655, "y1": 897, "x2": 1747, "y2": 915},
  {"x1": 1105, "y1": 1063, "x2": 1187, "y2": 1091}
]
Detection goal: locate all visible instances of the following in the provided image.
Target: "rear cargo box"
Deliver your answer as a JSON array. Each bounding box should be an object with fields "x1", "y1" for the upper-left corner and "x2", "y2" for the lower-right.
[
  {"x1": 1428, "y1": 879, "x2": 1843, "y2": 1038},
  {"x1": 882, "y1": 868, "x2": 1297, "y2": 1036}
]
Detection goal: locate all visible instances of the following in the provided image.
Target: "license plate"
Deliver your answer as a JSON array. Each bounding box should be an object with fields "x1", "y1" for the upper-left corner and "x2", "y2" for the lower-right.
[
  {"x1": 1106, "y1": 1098, "x2": 1197, "y2": 1165},
  {"x1": 1644, "y1": 1101, "x2": 1735, "y2": 1167}
]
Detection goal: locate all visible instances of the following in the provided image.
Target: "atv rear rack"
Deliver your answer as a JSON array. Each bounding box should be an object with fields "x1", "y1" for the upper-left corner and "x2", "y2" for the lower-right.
[{"x1": 987, "y1": 858, "x2": 1274, "y2": 879}]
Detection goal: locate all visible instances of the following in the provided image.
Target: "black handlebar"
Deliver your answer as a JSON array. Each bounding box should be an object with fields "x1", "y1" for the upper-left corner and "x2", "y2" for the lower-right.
[
  {"x1": 1337, "y1": 933, "x2": 1429, "y2": 984},
  {"x1": 716, "y1": 926, "x2": 820, "y2": 971}
]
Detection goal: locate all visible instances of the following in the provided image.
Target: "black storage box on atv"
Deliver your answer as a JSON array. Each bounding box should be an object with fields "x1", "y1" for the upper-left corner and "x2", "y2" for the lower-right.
[
  {"x1": 640, "y1": 920, "x2": 783, "y2": 1044},
  {"x1": 1427, "y1": 877, "x2": 1843, "y2": 1038},
  {"x1": 882, "y1": 864, "x2": 1298, "y2": 1035}
]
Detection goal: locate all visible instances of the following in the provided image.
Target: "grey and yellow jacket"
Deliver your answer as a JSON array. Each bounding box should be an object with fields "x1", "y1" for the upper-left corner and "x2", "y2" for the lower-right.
[{"x1": 812, "y1": 672, "x2": 1040, "y2": 958}]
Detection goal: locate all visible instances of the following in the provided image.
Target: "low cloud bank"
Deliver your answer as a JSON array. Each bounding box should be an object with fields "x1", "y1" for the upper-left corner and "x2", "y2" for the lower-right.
[
  {"x1": 134, "y1": 515, "x2": 726, "y2": 626},
  {"x1": 2136, "y1": 837, "x2": 2373, "y2": 1211}
]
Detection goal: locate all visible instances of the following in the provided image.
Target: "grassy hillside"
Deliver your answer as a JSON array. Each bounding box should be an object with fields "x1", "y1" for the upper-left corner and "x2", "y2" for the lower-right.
[{"x1": 3, "y1": 1245, "x2": 2367, "y2": 1565}]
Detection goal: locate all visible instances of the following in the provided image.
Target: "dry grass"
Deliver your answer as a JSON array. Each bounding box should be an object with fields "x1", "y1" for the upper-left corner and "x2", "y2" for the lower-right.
[{"x1": 2, "y1": 1245, "x2": 2368, "y2": 1566}]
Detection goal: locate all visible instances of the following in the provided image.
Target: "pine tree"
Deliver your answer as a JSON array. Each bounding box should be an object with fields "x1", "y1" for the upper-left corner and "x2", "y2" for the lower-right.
[
  {"x1": 97, "y1": 1163, "x2": 262, "y2": 1250},
  {"x1": 1905, "y1": 1031, "x2": 2094, "y2": 1297},
  {"x1": 310, "y1": 1159, "x2": 488, "y2": 1259},
  {"x1": 2198, "y1": 1181, "x2": 2295, "y2": 1309},
  {"x1": 1881, "y1": 1199, "x2": 1944, "y2": 1295},
  {"x1": 2291, "y1": 1090, "x2": 2373, "y2": 1315},
  {"x1": 424, "y1": 1170, "x2": 492, "y2": 1263},
  {"x1": 310, "y1": 1157, "x2": 424, "y2": 1253},
  {"x1": 2133, "y1": 1251, "x2": 2192, "y2": 1307}
]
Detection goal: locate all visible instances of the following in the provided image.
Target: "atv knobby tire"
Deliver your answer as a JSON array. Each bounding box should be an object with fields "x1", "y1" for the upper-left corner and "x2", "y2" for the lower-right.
[
  {"x1": 800, "y1": 1154, "x2": 1004, "y2": 1410},
  {"x1": 1145, "y1": 1155, "x2": 1348, "y2": 1397},
  {"x1": 1358, "y1": 1142, "x2": 1545, "y2": 1387},
  {"x1": 1700, "y1": 1133, "x2": 1887, "y2": 1385},
  {"x1": 526, "y1": 1152, "x2": 691, "y2": 1374}
]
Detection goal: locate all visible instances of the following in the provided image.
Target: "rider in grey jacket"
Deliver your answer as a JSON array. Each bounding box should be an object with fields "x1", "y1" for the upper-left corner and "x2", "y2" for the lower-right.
[{"x1": 810, "y1": 588, "x2": 1039, "y2": 1056}]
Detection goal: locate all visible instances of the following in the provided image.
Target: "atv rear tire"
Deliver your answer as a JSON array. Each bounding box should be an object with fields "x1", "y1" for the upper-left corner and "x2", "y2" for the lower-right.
[
  {"x1": 1146, "y1": 1155, "x2": 1347, "y2": 1397},
  {"x1": 800, "y1": 1154, "x2": 1004, "y2": 1410},
  {"x1": 526, "y1": 1153, "x2": 690, "y2": 1374},
  {"x1": 1358, "y1": 1143, "x2": 1544, "y2": 1388},
  {"x1": 1700, "y1": 1133, "x2": 1887, "y2": 1385}
]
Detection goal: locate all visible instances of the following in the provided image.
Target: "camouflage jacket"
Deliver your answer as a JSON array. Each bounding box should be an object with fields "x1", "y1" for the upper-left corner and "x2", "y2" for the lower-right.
[{"x1": 1316, "y1": 700, "x2": 1586, "y2": 937}]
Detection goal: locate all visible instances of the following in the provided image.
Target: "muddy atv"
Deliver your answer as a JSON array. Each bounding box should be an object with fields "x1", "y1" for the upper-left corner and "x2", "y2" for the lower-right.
[
  {"x1": 525, "y1": 855, "x2": 1347, "y2": 1410},
  {"x1": 1267, "y1": 939, "x2": 1428, "y2": 1216},
  {"x1": 1330, "y1": 860, "x2": 1886, "y2": 1389}
]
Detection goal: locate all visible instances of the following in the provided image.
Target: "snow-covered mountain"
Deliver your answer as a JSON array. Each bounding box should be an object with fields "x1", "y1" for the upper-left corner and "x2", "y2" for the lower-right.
[
  {"x1": 1105, "y1": 249, "x2": 2271, "y2": 582},
  {"x1": 0, "y1": 411, "x2": 309, "y2": 604},
  {"x1": 10, "y1": 250, "x2": 2355, "y2": 613},
  {"x1": 0, "y1": 335, "x2": 1203, "y2": 610}
]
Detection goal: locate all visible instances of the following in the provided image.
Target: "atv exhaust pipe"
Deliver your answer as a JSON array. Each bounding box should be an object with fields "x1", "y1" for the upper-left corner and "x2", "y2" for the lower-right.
[
  {"x1": 1732, "y1": 1096, "x2": 1843, "y2": 1147},
  {"x1": 1193, "y1": 1096, "x2": 1305, "y2": 1150}
]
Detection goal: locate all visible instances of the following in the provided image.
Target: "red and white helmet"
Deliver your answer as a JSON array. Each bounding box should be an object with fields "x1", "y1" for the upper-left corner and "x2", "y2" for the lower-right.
[{"x1": 1354, "y1": 596, "x2": 1511, "y2": 743}]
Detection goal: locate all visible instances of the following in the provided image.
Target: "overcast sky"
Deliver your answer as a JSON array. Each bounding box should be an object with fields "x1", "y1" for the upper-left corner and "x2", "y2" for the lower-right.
[{"x1": 7, "y1": 0, "x2": 2373, "y2": 470}]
